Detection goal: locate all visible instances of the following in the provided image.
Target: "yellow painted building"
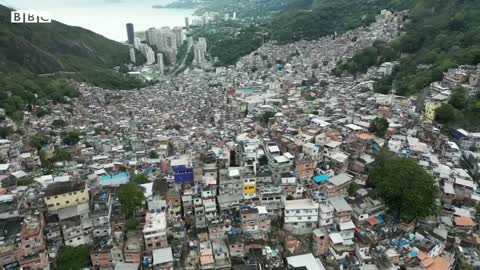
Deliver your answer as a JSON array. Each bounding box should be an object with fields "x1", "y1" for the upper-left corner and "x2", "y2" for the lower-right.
[
  {"x1": 44, "y1": 182, "x2": 89, "y2": 211},
  {"x1": 243, "y1": 178, "x2": 256, "y2": 194},
  {"x1": 422, "y1": 101, "x2": 442, "y2": 125}
]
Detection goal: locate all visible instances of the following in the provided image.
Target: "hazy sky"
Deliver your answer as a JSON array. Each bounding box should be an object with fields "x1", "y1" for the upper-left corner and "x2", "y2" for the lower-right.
[{"x1": 2, "y1": 0, "x2": 193, "y2": 41}]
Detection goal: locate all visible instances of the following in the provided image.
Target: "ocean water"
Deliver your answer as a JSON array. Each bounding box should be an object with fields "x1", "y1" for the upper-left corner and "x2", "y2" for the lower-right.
[{"x1": 2, "y1": 0, "x2": 194, "y2": 41}]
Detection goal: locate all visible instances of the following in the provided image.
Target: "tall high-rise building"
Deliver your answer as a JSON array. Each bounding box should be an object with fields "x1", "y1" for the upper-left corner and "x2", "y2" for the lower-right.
[
  {"x1": 193, "y1": 44, "x2": 204, "y2": 66},
  {"x1": 145, "y1": 27, "x2": 158, "y2": 48},
  {"x1": 157, "y1": 53, "x2": 164, "y2": 75},
  {"x1": 129, "y1": 47, "x2": 136, "y2": 64},
  {"x1": 146, "y1": 48, "x2": 155, "y2": 65},
  {"x1": 233, "y1": 12, "x2": 237, "y2": 19},
  {"x1": 126, "y1": 23, "x2": 135, "y2": 44},
  {"x1": 164, "y1": 48, "x2": 177, "y2": 65},
  {"x1": 193, "y1": 38, "x2": 207, "y2": 66},
  {"x1": 185, "y1": 17, "x2": 189, "y2": 28},
  {"x1": 138, "y1": 44, "x2": 155, "y2": 65},
  {"x1": 173, "y1": 27, "x2": 187, "y2": 46},
  {"x1": 133, "y1": 37, "x2": 141, "y2": 50},
  {"x1": 198, "y1": 37, "x2": 207, "y2": 53},
  {"x1": 146, "y1": 27, "x2": 178, "y2": 53}
]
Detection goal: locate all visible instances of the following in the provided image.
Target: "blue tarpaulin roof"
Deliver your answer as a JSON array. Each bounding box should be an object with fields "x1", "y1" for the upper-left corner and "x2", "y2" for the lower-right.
[
  {"x1": 375, "y1": 215, "x2": 385, "y2": 223},
  {"x1": 312, "y1": 174, "x2": 329, "y2": 183},
  {"x1": 144, "y1": 166, "x2": 153, "y2": 175}
]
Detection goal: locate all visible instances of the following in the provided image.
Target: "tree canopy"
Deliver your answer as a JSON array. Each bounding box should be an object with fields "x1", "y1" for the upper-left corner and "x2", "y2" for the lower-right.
[
  {"x1": 149, "y1": 150, "x2": 159, "y2": 159},
  {"x1": 368, "y1": 117, "x2": 389, "y2": 137},
  {"x1": 369, "y1": 150, "x2": 437, "y2": 221},
  {"x1": 259, "y1": 111, "x2": 276, "y2": 127},
  {"x1": 29, "y1": 133, "x2": 49, "y2": 151},
  {"x1": 115, "y1": 183, "x2": 145, "y2": 219},
  {"x1": 337, "y1": 0, "x2": 480, "y2": 96},
  {"x1": 62, "y1": 131, "x2": 81, "y2": 146},
  {"x1": 56, "y1": 245, "x2": 90, "y2": 270},
  {"x1": 131, "y1": 173, "x2": 149, "y2": 185}
]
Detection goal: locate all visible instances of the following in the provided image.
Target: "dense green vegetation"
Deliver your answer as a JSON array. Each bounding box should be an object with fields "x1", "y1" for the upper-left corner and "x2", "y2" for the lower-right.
[
  {"x1": 56, "y1": 245, "x2": 90, "y2": 270},
  {"x1": 0, "y1": 5, "x2": 144, "y2": 74},
  {"x1": 115, "y1": 183, "x2": 145, "y2": 219},
  {"x1": 197, "y1": 0, "x2": 389, "y2": 66},
  {"x1": 335, "y1": 0, "x2": 480, "y2": 96},
  {"x1": 62, "y1": 131, "x2": 82, "y2": 146},
  {"x1": 131, "y1": 173, "x2": 149, "y2": 184},
  {"x1": 258, "y1": 111, "x2": 276, "y2": 127},
  {"x1": 195, "y1": 0, "x2": 295, "y2": 17},
  {"x1": 268, "y1": 0, "x2": 382, "y2": 44},
  {"x1": 435, "y1": 87, "x2": 480, "y2": 130},
  {"x1": 333, "y1": 40, "x2": 398, "y2": 75},
  {"x1": 29, "y1": 133, "x2": 50, "y2": 151},
  {"x1": 0, "y1": 127, "x2": 14, "y2": 139},
  {"x1": 0, "y1": 74, "x2": 79, "y2": 121},
  {"x1": 176, "y1": 41, "x2": 189, "y2": 63},
  {"x1": 369, "y1": 117, "x2": 389, "y2": 138},
  {"x1": 369, "y1": 150, "x2": 438, "y2": 222},
  {"x1": 209, "y1": 25, "x2": 264, "y2": 66},
  {"x1": 0, "y1": 5, "x2": 146, "y2": 120},
  {"x1": 149, "y1": 150, "x2": 160, "y2": 159}
]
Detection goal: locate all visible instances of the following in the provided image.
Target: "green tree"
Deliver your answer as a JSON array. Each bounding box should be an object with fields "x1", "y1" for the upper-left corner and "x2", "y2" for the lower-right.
[
  {"x1": 56, "y1": 245, "x2": 90, "y2": 270},
  {"x1": 51, "y1": 119, "x2": 66, "y2": 128},
  {"x1": 459, "y1": 261, "x2": 475, "y2": 270},
  {"x1": 30, "y1": 133, "x2": 49, "y2": 151},
  {"x1": 259, "y1": 111, "x2": 276, "y2": 127},
  {"x1": 369, "y1": 117, "x2": 389, "y2": 137},
  {"x1": 449, "y1": 87, "x2": 467, "y2": 110},
  {"x1": 319, "y1": 80, "x2": 329, "y2": 89},
  {"x1": 62, "y1": 131, "x2": 81, "y2": 146},
  {"x1": 0, "y1": 127, "x2": 13, "y2": 139},
  {"x1": 118, "y1": 65, "x2": 129, "y2": 74},
  {"x1": 126, "y1": 219, "x2": 139, "y2": 231},
  {"x1": 116, "y1": 183, "x2": 145, "y2": 219},
  {"x1": 435, "y1": 104, "x2": 457, "y2": 125},
  {"x1": 17, "y1": 177, "x2": 34, "y2": 186},
  {"x1": 348, "y1": 182, "x2": 360, "y2": 196},
  {"x1": 258, "y1": 155, "x2": 269, "y2": 166},
  {"x1": 369, "y1": 150, "x2": 437, "y2": 222},
  {"x1": 149, "y1": 150, "x2": 159, "y2": 159},
  {"x1": 51, "y1": 148, "x2": 73, "y2": 162},
  {"x1": 39, "y1": 149, "x2": 53, "y2": 173},
  {"x1": 94, "y1": 127, "x2": 109, "y2": 135},
  {"x1": 131, "y1": 174, "x2": 149, "y2": 184}
]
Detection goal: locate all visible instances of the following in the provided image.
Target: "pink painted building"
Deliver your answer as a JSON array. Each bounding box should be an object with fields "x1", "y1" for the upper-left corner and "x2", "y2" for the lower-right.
[{"x1": 17, "y1": 214, "x2": 49, "y2": 270}]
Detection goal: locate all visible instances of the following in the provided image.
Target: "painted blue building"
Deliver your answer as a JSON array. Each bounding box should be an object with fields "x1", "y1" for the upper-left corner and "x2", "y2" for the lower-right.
[{"x1": 172, "y1": 166, "x2": 194, "y2": 183}]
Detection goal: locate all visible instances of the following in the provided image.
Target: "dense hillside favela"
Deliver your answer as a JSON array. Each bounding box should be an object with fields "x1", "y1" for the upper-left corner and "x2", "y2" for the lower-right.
[{"x1": 1, "y1": 0, "x2": 480, "y2": 269}]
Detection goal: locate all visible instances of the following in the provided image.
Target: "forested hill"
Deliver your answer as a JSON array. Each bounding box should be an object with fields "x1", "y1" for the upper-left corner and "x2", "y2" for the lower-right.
[
  {"x1": 334, "y1": 0, "x2": 480, "y2": 96},
  {"x1": 268, "y1": 0, "x2": 388, "y2": 44},
  {"x1": 0, "y1": 4, "x2": 146, "y2": 121},
  {"x1": 202, "y1": 0, "x2": 391, "y2": 66},
  {"x1": 0, "y1": 4, "x2": 138, "y2": 74}
]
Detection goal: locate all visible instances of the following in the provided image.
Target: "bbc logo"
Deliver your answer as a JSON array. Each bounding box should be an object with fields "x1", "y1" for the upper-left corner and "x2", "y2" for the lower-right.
[{"x1": 11, "y1": 11, "x2": 51, "y2": 23}]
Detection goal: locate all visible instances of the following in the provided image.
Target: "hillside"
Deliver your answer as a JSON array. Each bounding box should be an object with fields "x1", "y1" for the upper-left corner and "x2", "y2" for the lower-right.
[
  {"x1": 0, "y1": 4, "x2": 146, "y2": 121},
  {"x1": 268, "y1": 0, "x2": 387, "y2": 44},
  {"x1": 200, "y1": 0, "x2": 391, "y2": 66},
  {"x1": 0, "y1": 4, "x2": 142, "y2": 74},
  {"x1": 334, "y1": 0, "x2": 480, "y2": 96}
]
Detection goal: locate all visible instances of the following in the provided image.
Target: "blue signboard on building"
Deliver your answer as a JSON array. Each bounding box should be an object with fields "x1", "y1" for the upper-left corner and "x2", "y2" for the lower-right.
[{"x1": 172, "y1": 166, "x2": 194, "y2": 183}]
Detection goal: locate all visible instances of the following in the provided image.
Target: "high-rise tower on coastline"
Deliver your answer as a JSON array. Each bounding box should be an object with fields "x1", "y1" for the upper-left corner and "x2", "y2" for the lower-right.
[{"x1": 126, "y1": 23, "x2": 135, "y2": 44}]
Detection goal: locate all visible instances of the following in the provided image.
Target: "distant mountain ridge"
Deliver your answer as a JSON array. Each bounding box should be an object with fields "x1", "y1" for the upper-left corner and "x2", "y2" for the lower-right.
[{"x1": 0, "y1": 4, "x2": 134, "y2": 74}]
